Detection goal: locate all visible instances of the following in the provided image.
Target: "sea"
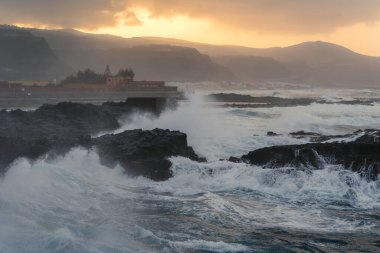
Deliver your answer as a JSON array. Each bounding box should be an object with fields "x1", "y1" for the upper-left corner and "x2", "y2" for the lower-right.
[{"x1": 0, "y1": 88, "x2": 380, "y2": 253}]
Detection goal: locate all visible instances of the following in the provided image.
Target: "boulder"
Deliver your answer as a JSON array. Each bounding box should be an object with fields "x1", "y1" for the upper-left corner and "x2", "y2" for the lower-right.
[
  {"x1": 94, "y1": 129, "x2": 205, "y2": 181},
  {"x1": 0, "y1": 101, "x2": 207, "y2": 181},
  {"x1": 231, "y1": 130, "x2": 380, "y2": 180}
]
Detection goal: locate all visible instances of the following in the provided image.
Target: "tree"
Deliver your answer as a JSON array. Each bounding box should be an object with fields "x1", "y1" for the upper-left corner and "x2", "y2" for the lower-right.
[
  {"x1": 60, "y1": 69, "x2": 106, "y2": 85},
  {"x1": 117, "y1": 68, "x2": 135, "y2": 80}
]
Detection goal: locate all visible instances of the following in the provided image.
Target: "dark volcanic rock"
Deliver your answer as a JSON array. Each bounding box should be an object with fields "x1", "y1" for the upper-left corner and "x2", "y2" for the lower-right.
[
  {"x1": 0, "y1": 135, "x2": 88, "y2": 173},
  {"x1": 0, "y1": 99, "x2": 166, "y2": 140},
  {"x1": 267, "y1": 131, "x2": 280, "y2": 136},
  {"x1": 0, "y1": 102, "x2": 124, "y2": 173},
  {"x1": 1, "y1": 102, "x2": 118, "y2": 141},
  {"x1": 231, "y1": 130, "x2": 380, "y2": 180},
  {"x1": 208, "y1": 93, "x2": 380, "y2": 108},
  {"x1": 289, "y1": 130, "x2": 363, "y2": 142},
  {"x1": 209, "y1": 93, "x2": 314, "y2": 108},
  {"x1": 94, "y1": 129, "x2": 205, "y2": 181},
  {"x1": 0, "y1": 101, "x2": 205, "y2": 181}
]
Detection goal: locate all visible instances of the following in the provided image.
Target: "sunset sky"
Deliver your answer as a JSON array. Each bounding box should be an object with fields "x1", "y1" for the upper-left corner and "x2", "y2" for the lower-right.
[{"x1": 1, "y1": 0, "x2": 380, "y2": 56}]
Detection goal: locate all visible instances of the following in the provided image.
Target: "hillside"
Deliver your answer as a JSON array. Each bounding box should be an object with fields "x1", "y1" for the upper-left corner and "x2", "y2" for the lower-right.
[
  {"x1": 102, "y1": 45, "x2": 236, "y2": 82},
  {"x1": 214, "y1": 56, "x2": 292, "y2": 83},
  {"x1": 211, "y1": 42, "x2": 380, "y2": 88},
  {"x1": 0, "y1": 28, "x2": 71, "y2": 81},
  {"x1": 28, "y1": 28, "x2": 235, "y2": 82},
  {"x1": 2, "y1": 26, "x2": 380, "y2": 87},
  {"x1": 138, "y1": 39, "x2": 380, "y2": 88}
]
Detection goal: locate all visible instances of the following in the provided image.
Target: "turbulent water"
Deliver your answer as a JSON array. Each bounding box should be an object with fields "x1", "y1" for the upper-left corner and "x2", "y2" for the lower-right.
[{"x1": 1, "y1": 89, "x2": 380, "y2": 252}]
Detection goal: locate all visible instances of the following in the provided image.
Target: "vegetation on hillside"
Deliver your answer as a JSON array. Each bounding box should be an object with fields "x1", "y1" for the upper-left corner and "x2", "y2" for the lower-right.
[
  {"x1": 60, "y1": 69, "x2": 106, "y2": 85},
  {"x1": 116, "y1": 68, "x2": 135, "y2": 79},
  {"x1": 60, "y1": 67, "x2": 135, "y2": 85}
]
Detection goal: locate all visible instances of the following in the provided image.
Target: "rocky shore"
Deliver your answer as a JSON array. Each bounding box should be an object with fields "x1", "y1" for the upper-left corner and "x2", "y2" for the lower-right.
[
  {"x1": 230, "y1": 129, "x2": 380, "y2": 181},
  {"x1": 1, "y1": 100, "x2": 379, "y2": 182},
  {"x1": 208, "y1": 93, "x2": 380, "y2": 108},
  {"x1": 0, "y1": 101, "x2": 204, "y2": 181}
]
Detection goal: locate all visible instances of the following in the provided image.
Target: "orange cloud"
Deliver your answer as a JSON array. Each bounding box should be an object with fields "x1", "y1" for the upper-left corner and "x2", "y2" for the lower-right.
[
  {"x1": 133, "y1": 0, "x2": 380, "y2": 34},
  {"x1": 0, "y1": 0, "x2": 129, "y2": 29},
  {"x1": 1, "y1": 0, "x2": 380, "y2": 34}
]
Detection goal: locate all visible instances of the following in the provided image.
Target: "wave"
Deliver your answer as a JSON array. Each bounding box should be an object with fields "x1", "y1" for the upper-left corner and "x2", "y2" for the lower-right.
[
  {"x1": 146, "y1": 157, "x2": 380, "y2": 234},
  {"x1": 160, "y1": 158, "x2": 380, "y2": 209},
  {"x1": 113, "y1": 95, "x2": 380, "y2": 163},
  {"x1": 1, "y1": 91, "x2": 380, "y2": 252},
  {"x1": 228, "y1": 109, "x2": 278, "y2": 119},
  {"x1": 0, "y1": 148, "x2": 379, "y2": 252}
]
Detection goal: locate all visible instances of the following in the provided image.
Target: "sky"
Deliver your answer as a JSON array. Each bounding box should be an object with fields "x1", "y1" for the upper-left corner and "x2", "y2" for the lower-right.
[{"x1": 1, "y1": 0, "x2": 380, "y2": 56}]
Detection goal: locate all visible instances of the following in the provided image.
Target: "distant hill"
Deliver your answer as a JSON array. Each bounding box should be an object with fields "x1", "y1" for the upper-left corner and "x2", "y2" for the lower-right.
[
  {"x1": 138, "y1": 38, "x2": 380, "y2": 88},
  {"x1": 2, "y1": 26, "x2": 380, "y2": 87},
  {"x1": 28, "y1": 28, "x2": 235, "y2": 82},
  {"x1": 214, "y1": 56, "x2": 291, "y2": 83},
  {"x1": 236, "y1": 41, "x2": 380, "y2": 88},
  {"x1": 102, "y1": 45, "x2": 236, "y2": 82},
  {"x1": 0, "y1": 27, "x2": 72, "y2": 81}
]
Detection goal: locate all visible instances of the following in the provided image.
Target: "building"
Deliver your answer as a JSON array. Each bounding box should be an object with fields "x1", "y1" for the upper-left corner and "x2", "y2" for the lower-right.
[
  {"x1": 106, "y1": 76, "x2": 170, "y2": 90},
  {"x1": 106, "y1": 76, "x2": 133, "y2": 89}
]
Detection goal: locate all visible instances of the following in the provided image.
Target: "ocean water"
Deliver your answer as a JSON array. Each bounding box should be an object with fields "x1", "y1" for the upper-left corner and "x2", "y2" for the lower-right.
[{"x1": 1, "y1": 89, "x2": 380, "y2": 252}]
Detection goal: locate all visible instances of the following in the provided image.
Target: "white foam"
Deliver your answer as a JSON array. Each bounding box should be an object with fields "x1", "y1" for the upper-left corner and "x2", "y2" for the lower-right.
[
  {"x1": 139, "y1": 157, "x2": 380, "y2": 233},
  {"x1": 1, "y1": 89, "x2": 380, "y2": 251},
  {"x1": 169, "y1": 239, "x2": 250, "y2": 252}
]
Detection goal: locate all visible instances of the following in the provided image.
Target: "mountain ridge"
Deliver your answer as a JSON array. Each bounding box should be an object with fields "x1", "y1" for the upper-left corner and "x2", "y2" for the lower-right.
[
  {"x1": 1, "y1": 25, "x2": 379, "y2": 87},
  {"x1": 0, "y1": 27, "x2": 72, "y2": 81}
]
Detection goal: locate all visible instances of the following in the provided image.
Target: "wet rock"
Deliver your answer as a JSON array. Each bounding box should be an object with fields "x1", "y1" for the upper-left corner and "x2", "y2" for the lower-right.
[
  {"x1": 94, "y1": 129, "x2": 206, "y2": 181},
  {"x1": 0, "y1": 101, "x2": 204, "y2": 181},
  {"x1": 208, "y1": 93, "x2": 380, "y2": 108},
  {"x1": 228, "y1": 157, "x2": 243, "y2": 163},
  {"x1": 209, "y1": 93, "x2": 315, "y2": 106},
  {"x1": 234, "y1": 129, "x2": 380, "y2": 181},
  {"x1": 289, "y1": 130, "x2": 364, "y2": 142},
  {"x1": 0, "y1": 135, "x2": 81, "y2": 173},
  {"x1": 0, "y1": 128, "x2": 205, "y2": 181},
  {"x1": 0, "y1": 99, "x2": 167, "y2": 141}
]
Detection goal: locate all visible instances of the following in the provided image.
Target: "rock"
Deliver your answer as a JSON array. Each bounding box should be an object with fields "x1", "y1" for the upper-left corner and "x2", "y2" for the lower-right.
[
  {"x1": 0, "y1": 135, "x2": 80, "y2": 173},
  {"x1": 0, "y1": 99, "x2": 166, "y2": 141},
  {"x1": 94, "y1": 129, "x2": 206, "y2": 181},
  {"x1": 267, "y1": 131, "x2": 280, "y2": 136},
  {"x1": 354, "y1": 129, "x2": 380, "y2": 144},
  {"x1": 0, "y1": 128, "x2": 204, "y2": 181},
  {"x1": 207, "y1": 93, "x2": 380, "y2": 109},
  {"x1": 289, "y1": 131, "x2": 322, "y2": 138},
  {"x1": 234, "y1": 130, "x2": 380, "y2": 181},
  {"x1": 228, "y1": 157, "x2": 242, "y2": 163},
  {"x1": 289, "y1": 130, "x2": 364, "y2": 142},
  {"x1": 0, "y1": 101, "x2": 199, "y2": 180},
  {"x1": 0, "y1": 102, "x2": 127, "y2": 173}
]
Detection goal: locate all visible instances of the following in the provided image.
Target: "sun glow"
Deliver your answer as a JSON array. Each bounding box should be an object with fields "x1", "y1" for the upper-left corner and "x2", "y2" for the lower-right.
[
  {"x1": 79, "y1": 9, "x2": 380, "y2": 56},
  {"x1": 12, "y1": 23, "x2": 62, "y2": 30},
  {"x1": 14, "y1": 7, "x2": 380, "y2": 57},
  {"x1": 82, "y1": 9, "x2": 210, "y2": 41}
]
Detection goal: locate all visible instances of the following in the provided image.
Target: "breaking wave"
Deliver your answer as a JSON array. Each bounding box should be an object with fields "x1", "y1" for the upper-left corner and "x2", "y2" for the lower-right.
[{"x1": 1, "y1": 90, "x2": 380, "y2": 252}]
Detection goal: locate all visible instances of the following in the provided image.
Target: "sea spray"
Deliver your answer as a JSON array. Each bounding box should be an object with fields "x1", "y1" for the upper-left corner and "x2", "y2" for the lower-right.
[{"x1": 0, "y1": 90, "x2": 379, "y2": 252}]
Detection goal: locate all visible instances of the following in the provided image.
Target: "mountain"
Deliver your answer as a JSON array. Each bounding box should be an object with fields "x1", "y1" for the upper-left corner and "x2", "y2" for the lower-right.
[
  {"x1": 239, "y1": 42, "x2": 380, "y2": 88},
  {"x1": 2, "y1": 25, "x2": 380, "y2": 87},
  {"x1": 137, "y1": 38, "x2": 380, "y2": 88},
  {"x1": 214, "y1": 56, "x2": 292, "y2": 83},
  {"x1": 0, "y1": 27, "x2": 72, "y2": 81},
  {"x1": 102, "y1": 45, "x2": 236, "y2": 82},
  {"x1": 27, "y1": 28, "x2": 235, "y2": 82}
]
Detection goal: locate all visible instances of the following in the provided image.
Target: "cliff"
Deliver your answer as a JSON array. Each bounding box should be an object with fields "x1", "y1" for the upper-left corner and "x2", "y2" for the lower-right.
[{"x1": 0, "y1": 28, "x2": 72, "y2": 80}]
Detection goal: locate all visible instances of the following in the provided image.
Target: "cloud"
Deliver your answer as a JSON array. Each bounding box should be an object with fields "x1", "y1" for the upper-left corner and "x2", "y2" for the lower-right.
[
  {"x1": 1, "y1": 0, "x2": 380, "y2": 34},
  {"x1": 135, "y1": 0, "x2": 380, "y2": 34},
  {"x1": 0, "y1": 0, "x2": 130, "y2": 29}
]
